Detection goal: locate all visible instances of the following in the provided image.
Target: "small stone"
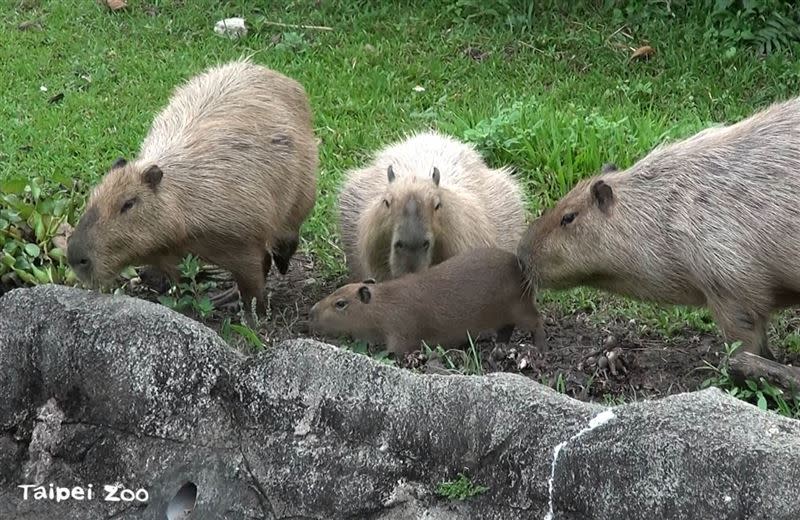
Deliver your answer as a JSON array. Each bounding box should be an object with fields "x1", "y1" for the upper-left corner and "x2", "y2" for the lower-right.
[{"x1": 598, "y1": 356, "x2": 609, "y2": 370}]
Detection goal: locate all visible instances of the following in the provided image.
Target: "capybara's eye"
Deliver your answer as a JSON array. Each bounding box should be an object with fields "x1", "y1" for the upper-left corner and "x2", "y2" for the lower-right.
[
  {"x1": 422, "y1": 240, "x2": 430, "y2": 250},
  {"x1": 434, "y1": 200, "x2": 441, "y2": 210},
  {"x1": 394, "y1": 241, "x2": 404, "y2": 250},
  {"x1": 335, "y1": 299, "x2": 348, "y2": 310},
  {"x1": 560, "y1": 212, "x2": 577, "y2": 226},
  {"x1": 121, "y1": 197, "x2": 138, "y2": 214},
  {"x1": 383, "y1": 199, "x2": 390, "y2": 208}
]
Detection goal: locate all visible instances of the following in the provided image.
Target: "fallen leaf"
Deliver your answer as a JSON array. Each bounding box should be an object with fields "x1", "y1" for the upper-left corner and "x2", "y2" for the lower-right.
[
  {"x1": 413, "y1": 85, "x2": 425, "y2": 92},
  {"x1": 105, "y1": 0, "x2": 127, "y2": 11},
  {"x1": 630, "y1": 45, "x2": 655, "y2": 61}
]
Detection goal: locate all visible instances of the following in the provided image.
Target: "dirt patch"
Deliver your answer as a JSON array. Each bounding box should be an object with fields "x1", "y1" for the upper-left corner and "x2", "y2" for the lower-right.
[{"x1": 125, "y1": 253, "x2": 798, "y2": 406}]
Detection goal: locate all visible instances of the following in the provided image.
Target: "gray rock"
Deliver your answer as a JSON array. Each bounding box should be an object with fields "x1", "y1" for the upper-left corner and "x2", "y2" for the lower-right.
[{"x1": 0, "y1": 284, "x2": 798, "y2": 519}]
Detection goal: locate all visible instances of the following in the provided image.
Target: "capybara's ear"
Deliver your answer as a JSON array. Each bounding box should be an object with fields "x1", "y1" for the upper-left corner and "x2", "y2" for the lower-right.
[
  {"x1": 362, "y1": 278, "x2": 376, "y2": 284},
  {"x1": 431, "y1": 166, "x2": 440, "y2": 186},
  {"x1": 358, "y1": 285, "x2": 372, "y2": 303},
  {"x1": 591, "y1": 180, "x2": 614, "y2": 212},
  {"x1": 142, "y1": 165, "x2": 163, "y2": 190},
  {"x1": 387, "y1": 165, "x2": 396, "y2": 183},
  {"x1": 601, "y1": 163, "x2": 618, "y2": 174},
  {"x1": 111, "y1": 157, "x2": 127, "y2": 170}
]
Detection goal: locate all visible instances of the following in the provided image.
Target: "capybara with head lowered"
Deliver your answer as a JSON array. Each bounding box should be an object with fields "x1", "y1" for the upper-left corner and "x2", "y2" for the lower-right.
[
  {"x1": 338, "y1": 131, "x2": 528, "y2": 282},
  {"x1": 67, "y1": 58, "x2": 318, "y2": 313},
  {"x1": 308, "y1": 247, "x2": 545, "y2": 354},
  {"x1": 517, "y1": 97, "x2": 800, "y2": 360}
]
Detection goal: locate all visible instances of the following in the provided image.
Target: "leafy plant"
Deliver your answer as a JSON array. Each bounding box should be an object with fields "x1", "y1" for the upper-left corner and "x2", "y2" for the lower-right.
[
  {"x1": 343, "y1": 339, "x2": 396, "y2": 366},
  {"x1": 700, "y1": 341, "x2": 800, "y2": 418},
  {"x1": 220, "y1": 317, "x2": 264, "y2": 349},
  {"x1": 706, "y1": 0, "x2": 800, "y2": 56},
  {"x1": 157, "y1": 254, "x2": 216, "y2": 318},
  {"x1": 436, "y1": 473, "x2": 489, "y2": 501},
  {"x1": 1, "y1": 177, "x2": 80, "y2": 288}
]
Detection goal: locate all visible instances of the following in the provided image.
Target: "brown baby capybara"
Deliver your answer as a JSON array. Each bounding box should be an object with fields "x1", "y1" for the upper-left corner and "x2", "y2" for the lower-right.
[
  {"x1": 67, "y1": 58, "x2": 318, "y2": 314},
  {"x1": 338, "y1": 131, "x2": 528, "y2": 282},
  {"x1": 308, "y1": 247, "x2": 545, "y2": 354},
  {"x1": 517, "y1": 97, "x2": 800, "y2": 360}
]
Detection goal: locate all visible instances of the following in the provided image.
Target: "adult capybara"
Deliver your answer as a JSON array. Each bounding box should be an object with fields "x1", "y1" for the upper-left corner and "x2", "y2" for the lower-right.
[
  {"x1": 309, "y1": 247, "x2": 545, "y2": 354},
  {"x1": 517, "y1": 97, "x2": 800, "y2": 360},
  {"x1": 67, "y1": 58, "x2": 318, "y2": 313},
  {"x1": 338, "y1": 131, "x2": 528, "y2": 281}
]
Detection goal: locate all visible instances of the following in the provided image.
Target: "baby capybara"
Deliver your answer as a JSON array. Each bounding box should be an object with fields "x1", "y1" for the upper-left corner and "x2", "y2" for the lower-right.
[
  {"x1": 309, "y1": 247, "x2": 545, "y2": 354},
  {"x1": 67, "y1": 59, "x2": 318, "y2": 313},
  {"x1": 518, "y1": 97, "x2": 800, "y2": 360}
]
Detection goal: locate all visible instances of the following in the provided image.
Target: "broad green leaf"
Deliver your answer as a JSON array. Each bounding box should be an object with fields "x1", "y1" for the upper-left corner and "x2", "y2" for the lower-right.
[{"x1": 24, "y1": 243, "x2": 41, "y2": 257}]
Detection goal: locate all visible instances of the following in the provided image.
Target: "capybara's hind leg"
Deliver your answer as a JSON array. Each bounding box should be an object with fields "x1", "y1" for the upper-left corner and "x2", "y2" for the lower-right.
[
  {"x1": 709, "y1": 299, "x2": 773, "y2": 360},
  {"x1": 273, "y1": 234, "x2": 299, "y2": 275}
]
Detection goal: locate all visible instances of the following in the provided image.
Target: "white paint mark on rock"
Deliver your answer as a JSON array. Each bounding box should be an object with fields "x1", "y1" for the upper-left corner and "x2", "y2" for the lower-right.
[{"x1": 544, "y1": 409, "x2": 616, "y2": 520}]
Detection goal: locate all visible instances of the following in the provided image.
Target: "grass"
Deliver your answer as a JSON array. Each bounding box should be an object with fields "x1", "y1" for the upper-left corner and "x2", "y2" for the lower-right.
[
  {"x1": 3, "y1": 1, "x2": 800, "y2": 412},
  {"x1": 435, "y1": 472, "x2": 489, "y2": 501}
]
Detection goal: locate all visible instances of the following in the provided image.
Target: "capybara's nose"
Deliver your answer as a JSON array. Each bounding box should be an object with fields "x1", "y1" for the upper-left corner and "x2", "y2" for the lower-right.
[{"x1": 67, "y1": 244, "x2": 92, "y2": 273}]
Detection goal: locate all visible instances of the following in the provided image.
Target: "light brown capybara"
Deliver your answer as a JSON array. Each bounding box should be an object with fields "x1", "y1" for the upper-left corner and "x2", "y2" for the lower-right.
[
  {"x1": 518, "y1": 97, "x2": 800, "y2": 360},
  {"x1": 67, "y1": 58, "x2": 318, "y2": 314},
  {"x1": 338, "y1": 131, "x2": 528, "y2": 282},
  {"x1": 309, "y1": 247, "x2": 545, "y2": 354}
]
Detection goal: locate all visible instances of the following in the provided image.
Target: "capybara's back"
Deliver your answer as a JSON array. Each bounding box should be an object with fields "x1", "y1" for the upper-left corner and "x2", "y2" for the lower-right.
[
  {"x1": 518, "y1": 96, "x2": 800, "y2": 358},
  {"x1": 67, "y1": 58, "x2": 318, "y2": 313}
]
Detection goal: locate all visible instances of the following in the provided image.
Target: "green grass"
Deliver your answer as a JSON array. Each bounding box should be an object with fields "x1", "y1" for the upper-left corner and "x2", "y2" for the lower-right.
[
  {"x1": 436, "y1": 472, "x2": 489, "y2": 501},
  {"x1": 3, "y1": 2, "x2": 800, "y2": 383}
]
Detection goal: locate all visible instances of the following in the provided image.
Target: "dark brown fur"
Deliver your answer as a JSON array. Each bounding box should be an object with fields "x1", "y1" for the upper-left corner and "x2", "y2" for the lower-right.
[{"x1": 309, "y1": 248, "x2": 546, "y2": 354}]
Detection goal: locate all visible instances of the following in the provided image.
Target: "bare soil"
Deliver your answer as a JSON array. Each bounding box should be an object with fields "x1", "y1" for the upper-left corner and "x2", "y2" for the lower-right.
[{"x1": 125, "y1": 253, "x2": 799, "y2": 405}]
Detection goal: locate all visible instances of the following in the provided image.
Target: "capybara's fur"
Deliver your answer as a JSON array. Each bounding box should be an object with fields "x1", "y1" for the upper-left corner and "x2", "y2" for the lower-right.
[
  {"x1": 67, "y1": 59, "x2": 318, "y2": 312},
  {"x1": 338, "y1": 131, "x2": 528, "y2": 281},
  {"x1": 309, "y1": 248, "x2": 545, "y2": 354},
  {"x1": 517, "y1": 97, "x2": 800, "y2": 360}
]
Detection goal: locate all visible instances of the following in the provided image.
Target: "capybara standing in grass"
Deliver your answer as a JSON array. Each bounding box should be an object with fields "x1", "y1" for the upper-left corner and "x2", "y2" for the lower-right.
[
  {"x1": 309, "y1": 248, "x2": 545, "y2": 354},
  {"x1": 517, "y1": 97, "x2": 800, "y2": 360},
  {"x1": 338, "y1": 131, "x2": 528, "y2": 281},
  {"x1": 67, "y1": 58, "x2": 318, "y2": 314}
]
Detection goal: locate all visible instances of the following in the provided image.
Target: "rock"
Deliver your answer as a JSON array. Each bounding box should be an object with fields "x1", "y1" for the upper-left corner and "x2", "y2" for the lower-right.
[{"x1": 0, "y1": 285, "x2": 799, "y2": 519}]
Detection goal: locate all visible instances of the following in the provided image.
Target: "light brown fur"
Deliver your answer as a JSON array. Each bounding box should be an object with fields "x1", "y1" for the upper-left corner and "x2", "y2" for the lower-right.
[
  {"x1": 67, "y1": 58, "x2": 318, "y2": 312},
  {"x1": 518, "y1": 97, "x2": 800, "y2": 360},
  {"x1": 338, "y1": 131, "x2": 528, "y2": 281},
  {"x1": 309, "y1": 247, "x2": 546, "y2": 354}
]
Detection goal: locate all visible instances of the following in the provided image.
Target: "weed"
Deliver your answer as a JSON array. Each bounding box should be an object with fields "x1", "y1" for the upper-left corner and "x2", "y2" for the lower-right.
[
  {"x1": 157, "y1": 255, "x2": 216, "y2": 319},
  {"x1": 436, "y1": 473, "x2": 489, "y2": 501},
  {"x1": 220, "y1": 317, "x2": 264, "y2": 350},
  {"x1": 700, "y1": 342, "x2": 800, "y2": 418}
]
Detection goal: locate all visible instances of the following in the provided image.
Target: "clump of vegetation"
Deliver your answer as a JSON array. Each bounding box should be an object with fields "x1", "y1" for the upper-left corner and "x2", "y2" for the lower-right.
[
  {"x1": 436, "y1": 473, "x2": 489, "y2": 501},
  {"x1": 1, "y1": 177, "x2": 80, "y2": 288},
  {"x1": 701, "y1": 342, "x2": 800, "y2": 419},
  {"x1": 422, "y1": 333, "x2": 484, "y2": 376},
  {"x1": 157, "y1": 254, "x2": 216, "y2": 319},
  {"x1": 220, "y1": 317, "x2": 264, "y2": 350}
]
